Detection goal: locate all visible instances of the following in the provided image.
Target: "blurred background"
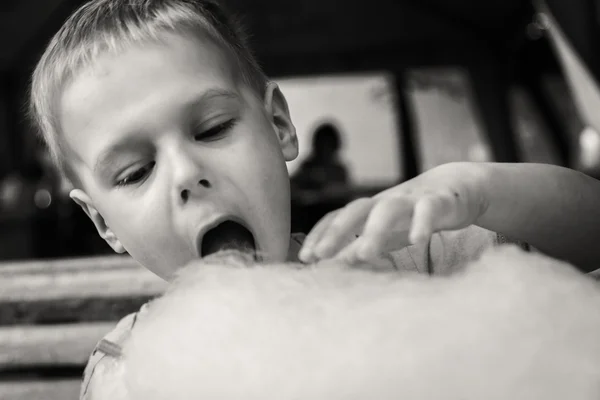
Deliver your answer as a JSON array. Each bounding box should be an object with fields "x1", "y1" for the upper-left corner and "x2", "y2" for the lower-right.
[
  {"x1": 2, "y1": 0, "x2": 600, "y2": 398},
  {"x1": 0, "y1": 0, "x2": 599, "y2": 261}
]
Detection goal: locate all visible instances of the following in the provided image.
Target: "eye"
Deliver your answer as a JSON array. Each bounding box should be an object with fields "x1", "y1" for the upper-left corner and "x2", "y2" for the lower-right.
[
  {"x1": 194, "y1": 119, "x2": 237, "y2": 141},
  {"x1": 115, "y1": 162, "x2": 155, "y2": 187}
]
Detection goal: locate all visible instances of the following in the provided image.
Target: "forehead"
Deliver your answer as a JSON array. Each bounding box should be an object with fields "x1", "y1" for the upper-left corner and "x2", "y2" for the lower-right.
[
  {"x1": 60, "y1": 32, "x2": 236, "y2": 120},
  {"x1": 58, "y1": 33, "x2": 239, "y2": 170}
]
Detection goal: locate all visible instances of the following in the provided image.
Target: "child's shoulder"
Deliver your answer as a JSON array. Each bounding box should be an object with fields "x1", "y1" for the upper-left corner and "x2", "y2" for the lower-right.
[{"x1": 80, "y1": 303, "x2": 149, "y2": 399}]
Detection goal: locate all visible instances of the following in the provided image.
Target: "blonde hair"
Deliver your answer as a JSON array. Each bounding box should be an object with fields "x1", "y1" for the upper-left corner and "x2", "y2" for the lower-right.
[{"x1": 29, "y1": 0, "x2": 267, "y2": 183}]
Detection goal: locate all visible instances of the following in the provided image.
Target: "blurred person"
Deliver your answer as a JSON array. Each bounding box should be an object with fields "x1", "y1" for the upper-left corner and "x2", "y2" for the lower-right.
[
  {"x1": 291, "y1": 121, "x2": 352, "y2": 232},
  {"x1": 291, "y1": 121, "x2": 350, "y2": 196}
]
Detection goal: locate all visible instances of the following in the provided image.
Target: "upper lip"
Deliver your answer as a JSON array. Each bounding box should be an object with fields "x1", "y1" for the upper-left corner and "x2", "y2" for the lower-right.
[{"x1": 193, "y1": 214, "x2": 255, "y2": 258}]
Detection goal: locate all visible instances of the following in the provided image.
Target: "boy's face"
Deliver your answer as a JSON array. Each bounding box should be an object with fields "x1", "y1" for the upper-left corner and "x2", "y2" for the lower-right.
[{"x1": 58, "y1": 33, "x2": 299, "y2": 279}]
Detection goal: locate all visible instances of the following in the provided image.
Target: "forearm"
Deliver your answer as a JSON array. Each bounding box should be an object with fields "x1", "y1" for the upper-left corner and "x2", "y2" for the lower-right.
[{"x1": 475, "y1": 162, "x2": 600, "y2": 272}]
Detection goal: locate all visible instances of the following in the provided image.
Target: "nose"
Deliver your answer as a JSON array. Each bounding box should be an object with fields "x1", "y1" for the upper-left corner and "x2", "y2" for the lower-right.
[
  {"x1": 180, "y1": 178, "x2": 211, "y2": 202},
  {"x1": 171, "y1": 144, "x2": 213, "y2": 204}
]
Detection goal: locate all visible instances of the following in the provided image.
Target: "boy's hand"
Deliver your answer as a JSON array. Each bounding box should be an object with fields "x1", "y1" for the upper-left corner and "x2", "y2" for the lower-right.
[{"x1": 298, "y1": 162, "x2": 489, "y2": 264}]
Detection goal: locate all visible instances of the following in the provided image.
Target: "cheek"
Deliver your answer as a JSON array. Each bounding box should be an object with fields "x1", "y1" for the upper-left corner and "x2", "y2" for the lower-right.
[
  {"x1": 108, "y1": 207, "x2": 186, "y2": 279},
  {"x1": 227, "y1": 130, "x2": 291, "y2": 248},
  {"x1": 102, "y1": 197, "x2": 148, "y2": 228},
  {"x1": 100, "y1": 194, "x2": 170, "y2": 250},
  {"x1": 227, "y1": 124, "x2": 287, "y2": 191},
  {"x1": 235, "y1": 140, "x2": 289, "y2": 208}
]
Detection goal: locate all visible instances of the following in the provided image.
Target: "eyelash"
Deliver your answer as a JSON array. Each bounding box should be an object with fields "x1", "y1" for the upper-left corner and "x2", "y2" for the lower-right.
[
  {"x1": 115, "y1": 162, "x2": 156, "y2": 187},
  {"x1": 194, "y1": 118, "x2": 237, "y2": 141},
  {"x1": 114, "y1": 119, "x2": 237, "y2": 188}
]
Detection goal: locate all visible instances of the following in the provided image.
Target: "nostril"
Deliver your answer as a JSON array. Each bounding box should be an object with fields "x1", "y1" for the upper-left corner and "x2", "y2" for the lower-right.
[
  {"x1": 180, "y1": 180, "x2": 211, "y2": 202},
  {"x1": 180, "y1": 189, "x2": 189, "y2": 202}
]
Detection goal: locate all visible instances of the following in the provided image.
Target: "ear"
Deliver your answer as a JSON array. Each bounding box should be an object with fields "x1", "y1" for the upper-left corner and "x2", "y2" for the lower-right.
[
  {"x1": 69, "y1": 189, "x2": 126, "y2": 254},
  {"x1": 264, "y1": 82, "x2": 299, "y2": 161}
]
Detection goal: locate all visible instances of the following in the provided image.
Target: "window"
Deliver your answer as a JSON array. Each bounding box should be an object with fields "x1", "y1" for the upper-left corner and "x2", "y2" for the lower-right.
[{"x1": 278, "y1": 73, "x2": 402, "y2": 188}]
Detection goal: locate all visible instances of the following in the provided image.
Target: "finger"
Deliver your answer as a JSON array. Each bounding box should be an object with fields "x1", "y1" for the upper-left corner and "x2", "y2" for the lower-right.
[
  {"x1": 299, "y1": 211, "x2": 338, "y2": 262},
  {"x1": 312, "y1": 198, "x2": 374, "y2": 260},
  {"x1": 408, "y1": 194, "x2": 443, "y2": 244},
  {"x1": 355, "y1": 196, "x2": 414, "y2": 261},
  {"x1": 334, "y1": 235, "x2": 403, "y2": 271},
  {"x1": 332, "y1": 238, "x2": 364, "y2": 265},
  {"x1": 409, "y1": 192, "x2": 456, "y2": 244}
]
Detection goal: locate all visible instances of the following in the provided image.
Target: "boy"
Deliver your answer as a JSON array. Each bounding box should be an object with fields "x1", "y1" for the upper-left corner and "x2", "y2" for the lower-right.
[
  {"x1": 28, "y1": 0, "x2": 600, "y2": 398},
  {"x1": 94, "y1": 248, "x2": 600, "y2": 400}
]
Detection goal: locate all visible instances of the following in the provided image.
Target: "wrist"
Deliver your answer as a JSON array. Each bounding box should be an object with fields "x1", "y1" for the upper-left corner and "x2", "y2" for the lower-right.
[
  {"x1": 433, "y1": 161, "x2": 493, "y2": 226},
  {"x1": 469, "y1": 162, "x2": 493, "y2": 225}
]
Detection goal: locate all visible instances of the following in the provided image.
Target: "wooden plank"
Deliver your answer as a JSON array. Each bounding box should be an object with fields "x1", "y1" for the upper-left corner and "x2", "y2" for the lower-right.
[
  {"x1": 0, "y1": 322, "x2": 116, "y2": 369},
  {"x1": 0, "y1": 380, "x2": 80, "y2": 400},
  {"x1": 0, "y1": 257, "x2": 164, "y2": 325},
  {"x1": 0, "y1": 255, "x2": 140, "y2": 276},
  {"x1": 0, "y1": 295, "x2": 153, "y2": 326},
  {"x1": 0, "y1": 267, "x2": 166, "y2": 303}
]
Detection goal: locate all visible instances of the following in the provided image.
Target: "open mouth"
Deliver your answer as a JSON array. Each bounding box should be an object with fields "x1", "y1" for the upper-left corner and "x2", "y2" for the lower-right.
[{"x1": 199, "y1": 219, "x2": 257, "y2": 258}]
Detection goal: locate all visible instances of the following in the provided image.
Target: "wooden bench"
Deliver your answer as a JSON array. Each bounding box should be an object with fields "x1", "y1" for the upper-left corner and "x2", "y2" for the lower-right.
[{"x1": 0, "y1": 256, "x2": 167, "y2": 400}]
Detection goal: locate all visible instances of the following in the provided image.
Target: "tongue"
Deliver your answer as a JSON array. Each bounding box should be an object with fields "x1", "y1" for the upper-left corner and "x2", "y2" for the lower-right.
[{"x1": 201, "y1": 220, "x2": 256, "y2": 257}]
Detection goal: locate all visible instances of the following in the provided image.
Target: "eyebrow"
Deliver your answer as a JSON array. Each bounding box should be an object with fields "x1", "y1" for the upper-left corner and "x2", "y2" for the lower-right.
[{"x1": 93, "y1": 88, "x2": 240, "y2": 177}]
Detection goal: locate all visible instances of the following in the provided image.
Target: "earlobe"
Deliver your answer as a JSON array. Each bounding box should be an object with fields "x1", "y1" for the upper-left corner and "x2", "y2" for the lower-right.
[
  {"x1": 264, "y1": 82, "x2": 299, "y2": 161},
  {"x1": 69, "y1": 189, "x2": 126, "y2": 254}
]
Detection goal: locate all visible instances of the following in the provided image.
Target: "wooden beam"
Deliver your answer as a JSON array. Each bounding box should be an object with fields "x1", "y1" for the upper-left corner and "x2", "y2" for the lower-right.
[
  {"x1": 0, "y1": 255, "x2": 140, "y2": 275},
  {"x1": 467, "y1": 62, "x2": 521, "y2": 163},
  {"x1": 393, "y1": 71, "x2": 421, "y2": 180},
  {"x1": 0, "y1": 256, "x2": 164, "y2": 325},
  {"x1": 0, "y1": 263, "x2": 164, "y2": 303},
  {"x1": 0, "y1": 296, "x2": 153, "y2": 326},
  {"x1": 0, "y1": 380, "x2": 80, "y2": 400},
  {"x1": 0, "y1": 322, "x2": 115, "y2": 369}
]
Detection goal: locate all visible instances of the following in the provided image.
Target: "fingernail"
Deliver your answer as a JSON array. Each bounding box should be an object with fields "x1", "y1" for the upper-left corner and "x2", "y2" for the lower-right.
[
  {"x1": 408, "y1": 233, "x2": 419, "y2": 245},
  {"x1": 298, "y1": 247, "x2": 311, "y2": 262},
  {"x1": 409, "y1": 228, "x2": 426, "y2": 244}
]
